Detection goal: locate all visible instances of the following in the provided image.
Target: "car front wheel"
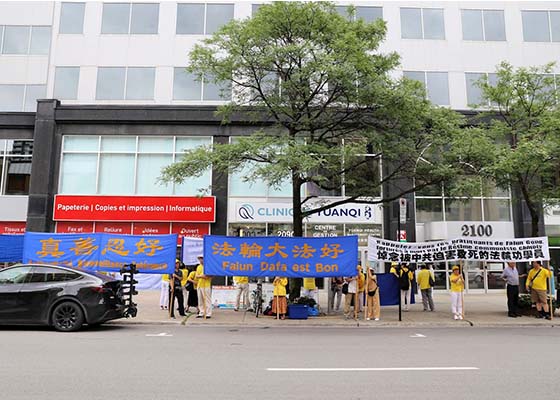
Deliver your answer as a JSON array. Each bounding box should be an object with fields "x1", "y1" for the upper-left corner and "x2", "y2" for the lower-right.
[{"x1": 52, "y1": 302, "x2": 85, "y2": 332}]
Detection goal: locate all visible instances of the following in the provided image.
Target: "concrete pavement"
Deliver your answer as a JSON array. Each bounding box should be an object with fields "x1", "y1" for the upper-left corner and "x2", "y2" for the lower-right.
[{"x1": 113, "y1": 290, "x2": 560, "y2": 328}]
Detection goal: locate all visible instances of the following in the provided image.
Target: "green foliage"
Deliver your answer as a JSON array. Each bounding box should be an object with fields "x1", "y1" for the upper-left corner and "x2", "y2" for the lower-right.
[
  {"x1": 161, "y1": 1, "x2": 468, "y2": 236},
  {"x1": 462, "y1": 62, "x2": 560, "y2": 235}
]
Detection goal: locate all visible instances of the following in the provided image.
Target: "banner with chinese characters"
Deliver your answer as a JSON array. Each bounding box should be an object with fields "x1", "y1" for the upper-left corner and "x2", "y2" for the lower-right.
[
  {"x1": 22, "y1": 232, "x2": 177, "y2": 274},
  {"x1": 0, "y1": 234, "x2": 24, "y2": 262},
  {"x1": 204, "y1": 235, "x2": 358, "y2": 277},
  {"x1": 368, "y1": 236, "x2": 550, "y2": 263}
]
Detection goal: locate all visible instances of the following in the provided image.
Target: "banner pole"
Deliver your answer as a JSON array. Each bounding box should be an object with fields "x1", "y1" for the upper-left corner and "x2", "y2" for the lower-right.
[
  {"x1": 460, "y1": 260, "x2": 465, "y2": 320},
  {"x1": 550, "y1": 276, "x2": 554, "y2": 321},
  {"x1": 169, "y1": 273, "x2": 175, "y2": 319},
  {"x1": 365, "y1": 269, "x2": 371, "y2": 321},
  {"x1": 276, "y1": 295, "x2": 279, "y2": 320}
]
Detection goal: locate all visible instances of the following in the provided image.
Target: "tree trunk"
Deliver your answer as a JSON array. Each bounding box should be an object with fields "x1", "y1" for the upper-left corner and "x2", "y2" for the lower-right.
[{"x1": 289, "y1": 171, "x2": 303, "y2": 300}]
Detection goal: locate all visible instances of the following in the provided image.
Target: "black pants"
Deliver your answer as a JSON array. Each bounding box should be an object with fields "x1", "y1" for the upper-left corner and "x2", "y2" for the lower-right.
[
  {"x1": 506, "y1": 284, "x2": 519, "y2": 314},
  {"x1": 170, "y1": 288, "x2": 185, "y2": 317}
]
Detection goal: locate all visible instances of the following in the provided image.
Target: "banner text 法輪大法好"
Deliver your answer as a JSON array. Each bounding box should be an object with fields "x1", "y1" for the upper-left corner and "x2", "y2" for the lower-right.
[
  {"x1": 204, "y1": 235, "x2": 358, "y2": 277},
  {"x1": 367, "y1": 237, "x2": 550, "y2": 263}
]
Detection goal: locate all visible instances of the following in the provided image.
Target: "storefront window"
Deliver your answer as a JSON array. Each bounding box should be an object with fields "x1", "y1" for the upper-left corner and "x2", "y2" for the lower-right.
[
  {"x1": 345, "y1": 224, "x2": 382, "y2": 246},
  {"x1": 445, "y1": 199, "x2": 482, "y2": 221},
  {"x1": 483, "y1": 199, "x2": 511, "y2": 221},
  {"x1": 268, "y1": 223, "x2": 294, "y2": 237},
  {"x1": 136, "y1": 154, "x2": 173, "y2": 195},
  {"x1": 60, "y1": 135, "x2": 211, "y2": 195},
  {"x1": 0, "y1": 140, "x2": 33, "y2": 195},
  {"x1": 228, "y1": 223, "x2": 266, "y2": 237},
  {"x1": 416, "y1": 198, "x2": 443, "y2": 222},
  {"x1": 306, "y1": 224, "x2": 344, "y2": 238}
]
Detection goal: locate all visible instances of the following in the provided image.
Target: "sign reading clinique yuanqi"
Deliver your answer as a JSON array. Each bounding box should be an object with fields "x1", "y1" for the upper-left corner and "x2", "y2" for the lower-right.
[{"x1": 53, "y1": 195, "x2": 216, "y2": 222}]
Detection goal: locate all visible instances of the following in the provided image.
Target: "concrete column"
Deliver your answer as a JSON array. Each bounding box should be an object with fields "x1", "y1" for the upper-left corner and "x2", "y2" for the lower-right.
[{"x1": 26, "y1": 99, "x2": 60, "y2": 232}]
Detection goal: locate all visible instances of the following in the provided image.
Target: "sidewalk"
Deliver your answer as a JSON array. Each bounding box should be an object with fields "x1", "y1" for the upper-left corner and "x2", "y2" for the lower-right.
[{"x1": 111, "y1": 290, "x2": 560, "y2": 328}]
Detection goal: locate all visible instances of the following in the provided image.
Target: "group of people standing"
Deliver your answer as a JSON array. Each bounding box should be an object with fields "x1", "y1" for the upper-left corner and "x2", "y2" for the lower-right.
[
  {"x1": 330, "y1": 265, "x2": 381, "y2": 321},
  {"x1": 159, "y1": 255, "x2": 213, "y2": 319}
]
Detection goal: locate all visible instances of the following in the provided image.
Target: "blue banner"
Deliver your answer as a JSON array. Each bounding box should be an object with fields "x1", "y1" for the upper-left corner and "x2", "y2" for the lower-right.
[
  {"x1": 23, "y1": 232, "x2": 177, "y2": 274},
  {"x1": 204, "y1": 235, "x2": 358, "y2": 277},
  {"x1": 0, "y1": 234, "x2": 24, "y2": 262},
  {"x1": 377, "y1": 273, "x2": 415, "y2": 306}
]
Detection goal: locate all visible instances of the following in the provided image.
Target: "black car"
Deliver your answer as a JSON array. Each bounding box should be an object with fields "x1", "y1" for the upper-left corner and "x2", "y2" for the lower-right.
[{"x1": 0, "y1": 264, "x2": 126, "y2": 332}]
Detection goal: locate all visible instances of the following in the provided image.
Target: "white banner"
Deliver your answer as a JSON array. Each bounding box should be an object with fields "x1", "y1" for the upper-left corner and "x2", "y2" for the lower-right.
[
  {"x1": 182, "y1": 237, "x2": 203, "y2": 265},
  {"x1": 368, "y1": 236, "x2": 550, "y2": 263}
]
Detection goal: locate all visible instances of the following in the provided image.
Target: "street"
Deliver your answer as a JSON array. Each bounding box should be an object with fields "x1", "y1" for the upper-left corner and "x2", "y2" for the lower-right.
[{"x1": 1, "y1": 325, "x2": 559, "y2": 399}]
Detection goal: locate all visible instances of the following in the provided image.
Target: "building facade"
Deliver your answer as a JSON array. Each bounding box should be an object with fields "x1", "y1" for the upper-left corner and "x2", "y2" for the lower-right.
[{"x1": 1, "y1": 1, "x2": 559, "y2": 290}]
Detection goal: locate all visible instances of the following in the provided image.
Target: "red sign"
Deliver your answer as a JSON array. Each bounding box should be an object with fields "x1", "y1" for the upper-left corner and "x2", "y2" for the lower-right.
[
  {"x1": 398, "y1": 230, "x2": 407, "y2": 242},
  {"x1": 95, "y1": 222, "x2": 132, "y2": 235},
  {"x1": 55, "y1": 221, "x2": 94, "y2": 234},
  {"x1": 0, "y1": 221, "x2": 26, "y2": 235},
  {"x1": 172, "y1": 223, "x2": 209, "y2": 244},
  {"x1": 133, "y1": 222, "x2": 171, "y2": 235},
  {"x1": 53, "y1": 195, "x2": 216, "y2": 222}
]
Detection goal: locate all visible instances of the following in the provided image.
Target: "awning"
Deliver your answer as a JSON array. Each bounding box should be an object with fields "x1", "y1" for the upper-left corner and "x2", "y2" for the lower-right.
[{"x1": 8, "y1": 162, "x2": 32, "y2": 174}]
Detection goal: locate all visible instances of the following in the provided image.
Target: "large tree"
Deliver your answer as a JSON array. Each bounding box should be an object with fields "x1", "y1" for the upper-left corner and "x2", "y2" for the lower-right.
[
  {"x1": 453, "y1": 62, "x2": 560, "y2": 237},
  {"x1": 161, "y1": 2, "x2": 465, "y2": 238}
]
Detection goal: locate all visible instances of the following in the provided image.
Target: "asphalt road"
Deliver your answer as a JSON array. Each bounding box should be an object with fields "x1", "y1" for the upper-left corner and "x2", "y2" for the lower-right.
[{"x1": 1, "y1": 325, "x2": 559, "y2": 400}]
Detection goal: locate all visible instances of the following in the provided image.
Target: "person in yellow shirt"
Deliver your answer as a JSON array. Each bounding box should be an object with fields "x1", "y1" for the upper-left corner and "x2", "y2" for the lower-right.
[
  {"x1": 450, "y1": 265, "x2": 464, "y2": 320},
  {"x1": 357, "y1": 266, "x2": 366, "y2": 313},
  {"x1": 526, "y1": 261, "x2": 552, "y2": 320},
  {"x1": 302, "y1": 277, "x2": 318, "y2": 304},
  {"x1": 272, "y1": 276, "x2": 288, "y2": 319},
  {"x1": 417, "y1": 264, "x2": 435, "y2": 312},
  {"x1": 365, "y1": 267, "x2": 380, "y2": 321},
  {"x1": 185, "y1": 268, "x2": 199, "y2": 314},
  {"x1": 233, "y1": 276, "x2": 251, "y2": 312},
  {"x1": 195, "y1": 256, "x2": 212, "y2": 318},
  {"x1": 159, "y1": 273, "x2": 169, "y2": 310}
]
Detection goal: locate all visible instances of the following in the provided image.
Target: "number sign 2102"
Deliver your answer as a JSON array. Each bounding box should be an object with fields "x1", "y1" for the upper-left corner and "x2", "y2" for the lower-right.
[{"x1": 461, "y1": 224, "x2": 493, "y2": 237}]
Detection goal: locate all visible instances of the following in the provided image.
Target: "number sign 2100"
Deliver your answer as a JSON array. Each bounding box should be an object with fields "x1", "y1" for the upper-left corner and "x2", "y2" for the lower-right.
[{"x1": 461, "y1": 224, "x2": 493, "y2": 237}]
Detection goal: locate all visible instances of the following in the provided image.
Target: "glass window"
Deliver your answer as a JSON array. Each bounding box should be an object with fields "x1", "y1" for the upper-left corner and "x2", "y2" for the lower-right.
[
  {"x1": 483, "y1": 10, "x2": 506, "y2": 41},
  {"x1": 228, "y1": 223, "x2": 266, "y2": 237},
  {"x1": 30, "y1": 267, "x2": 80, "y2": 283},
  {"x1": 24, "y1": 85, "x2": 46, "y2": 112},
  {"x1": 99, "y1": 154, "x2": 135, "y2": 194},
  {"x1": 252, "y1": 4, "x2": 262, "y2": 16},
  {"x1": 176, "y1": 3, "x2": 205, "y2": 35},
  {"x1": 356, "y1": 7, "x2": 383, "y2": 22},
  {"x1": 426, "y1": 72, "x2": 449, "y2": 105},
  {"x1": 229, "y1": 162, "x2": 268, "y2": 196},
  {"x1": 138, "y1": 137, "x2": 173, "y2": 153},
  {"x1": 483, "y1": 199, "x2": 511, "y2": 221},
  {"x1": 206, "y1": 4, "x2": 234, "y2": 35},
  {"x1": 125, "y1": 67, "x2": 155, "y2": 100},
  {"x1": 2, "y1": 26, "x2": 30, "y2": 54},
  {"x1": 60, "y1": 2, "x2": 85, "y2": 34},
  {"x1": 173, "y1": 137, "x2": 212, "y2": 194},
  {"x1": 401, "y1": 8, "x2": 422, "y2": 39},
  {"x1": 268, "y1": 223, "x2": 294, "y2": 237},
  {"x1": 101, "y1": 136, "x2": 135, "y2": 152},
  {"x1": 5, "y1": 157, "x2": 31, "y2": 195},
  {"x1": 6, "y1": 140, "x2": 33, "y2": 156},
  {"x1": 203, "y1": 79, "x2": 231, "y2": 101},
  {"x1": 173, "y1": 68, "x2": 201, "y2": 100},
  {"x1": 0, "y1": 85, "x2": 25, "y2": 111},
  {"x1": 522, "y1": 11, "x2": 550, "y2": 42},
  {"x1": 306, "y1": 224, "x2": 344, "y2": 238},
  {"x1": 465, "y1": 72, "x2": 485, "y2": 105},
  {"x1": 101, "y1": 3, "x2": 130, "y2": 34},
  {"x1": 130, "y1": 3, "x2": 159, "y2": 34},
  {"x1": 423, "y1": 8, "x2": 445, "y2": 39},
  {"x1": 63, "y1": 136, "x2": 98, "y2": 152},
  {"x1": 416, "y1": 198, "x2": 443, "y2": 223},
  {"x1": 551, "y1": 11, "x2": 560, "y2": 42},
  {"x1": 59, "y1": 153, "x2": 97, "y2": 194},
  {"x1": 445, "y1": 199, "x2": 482, "y2": 221},
  {"x1": 96, "y1": 67, "x2": 126, "y2": 100},
  {"x1": 403, "y1": 71, "x2": 426, "y2": 84},
  {"x1": 0, "y1": 266, "x2": 32, "y2": 284},
  {"x1": 29, "y1": 26, "x2": 51, "y2": 54},
  {"x1": 136, "y1": 154, "x2": 173, "y2": 194},
  {"x1": 54, "y1": 67, "x2": 80, "y2": 100},
  {"x1": 462, "y1": 9, "x2": 484, "y2": 41}
]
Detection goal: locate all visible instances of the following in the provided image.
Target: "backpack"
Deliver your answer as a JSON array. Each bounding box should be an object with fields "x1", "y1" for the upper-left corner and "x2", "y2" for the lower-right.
[{"x1": 399, "y1": 269, "x2": 410, "y2": 290}]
